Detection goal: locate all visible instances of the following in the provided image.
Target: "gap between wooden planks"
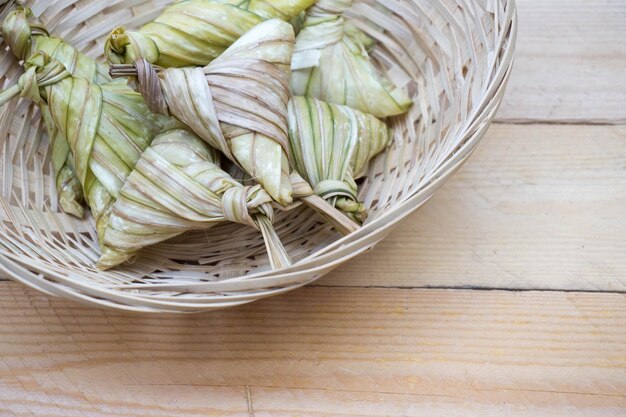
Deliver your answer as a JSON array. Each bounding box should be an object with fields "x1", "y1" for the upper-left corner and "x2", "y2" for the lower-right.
[
  {"x1": 496, "y1": 0, "x2": 626, "y2": 123},
  {"x1": 318, "y1": 123, "x2": 626, "y2": 292},
  {"x1": 0, "y1": 281, "x2": 624, "y2": 417}
]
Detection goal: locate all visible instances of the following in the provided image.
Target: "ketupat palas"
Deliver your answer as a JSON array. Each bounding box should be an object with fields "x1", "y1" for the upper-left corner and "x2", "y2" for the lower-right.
[
  {"x1": 0, "y1": 53, "x2": 163, "y2": 248},
  {"x1": 290, "y1": 0, "x2": 413, "y2": 118},
  {"x1": 104, "y1": 0, "x2": 316, "y2": 68},
  {"x1": 111, "y1": 19, "x2": 362, "y2": 234},
  {"x1": 288, "y1": 96, "x2": 391, "y2": 223},
  {"x1": 111, "y1": 19, "x2": 297, "y2": 207},
  {"x1": 2, "y1": 7, "x2": 111, "y2": 217},
  {"x1": 0, "y1": 53, "x2": 290, "y2": 269},
  {"x1": 100, "y1": 128, "x2": 290, "y2": 270}
]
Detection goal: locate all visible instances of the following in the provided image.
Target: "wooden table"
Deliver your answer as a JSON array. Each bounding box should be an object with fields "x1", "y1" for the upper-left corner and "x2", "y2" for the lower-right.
[{"x1": 1, "y1": 1, "x2": 625, "y2": 416}]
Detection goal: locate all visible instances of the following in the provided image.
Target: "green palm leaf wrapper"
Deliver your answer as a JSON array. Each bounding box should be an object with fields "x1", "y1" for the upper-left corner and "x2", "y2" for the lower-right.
[
  {"x1": 0, "y1": 52, "x2": 291, "y2": 270},
  {"x1": 2, "y1": 6, "x2": 112, "y2": 217},
  {"x1": 104, "y1": 0, "x2": 316, "y2": 68},
  {"x1": 290, "y1": 0, "x2": 412, "y2": 118},
  {"x1": 101, "y1": 127, "x2": 291, "y2": 270},
  {"x1": 288, "y1": 96, "x2": 391, "y2": 223},
  {"x1": 110, "y1": 19, "x2": 361, "y2": 235}
]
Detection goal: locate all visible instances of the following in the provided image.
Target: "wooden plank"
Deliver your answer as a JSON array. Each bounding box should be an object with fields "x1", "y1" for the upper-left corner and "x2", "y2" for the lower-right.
[
  {"x1": 250, "y1": 387, "x2": 625, "y2": 417},
  {"x1": 0, "y1": 282, "x2": 624, "y2": 417},
  {"x1": 496, "y1": 0, "x2": 626, "y2": 123},
  {"x1": 318, "y1": 124, "x2": 626, "y2": 291}
]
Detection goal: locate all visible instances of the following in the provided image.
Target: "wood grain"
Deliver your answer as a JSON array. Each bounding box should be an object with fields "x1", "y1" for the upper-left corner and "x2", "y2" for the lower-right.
[
  {"x1": 1, "y1": 0, "x2": 625, "y2": 415},
  {"x1": 318, "y1": 124, "x2": 626, "y2": 291},
  {"x1": 496, "y1": 0, "x2": 626, "y2": 123},
  {"x1": 250, "y1": 387, "x2": 626, "y2": 417},
  {"x1": 0, "y1": 282, "x2": 624, "y2": 416}
]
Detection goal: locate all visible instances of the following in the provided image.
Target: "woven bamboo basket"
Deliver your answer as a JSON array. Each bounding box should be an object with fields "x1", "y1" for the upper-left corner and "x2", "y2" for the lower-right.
[{"x1": 0, "y1": 0, "x2": 516, "y2": 312}]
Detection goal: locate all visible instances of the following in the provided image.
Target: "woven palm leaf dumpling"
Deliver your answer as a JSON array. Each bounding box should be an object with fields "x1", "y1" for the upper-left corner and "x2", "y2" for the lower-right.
[
  {"x1": 0, "y1": 1, "x2": 412, "y2": 272},
  {"x1": 104, "y1": 0, "x2": 316, "y2": 67},
  {"x1": 223, "y1": 95, "x2": 392, "y2": 224},
  {"x1": 2, "y1": 6, "x2": 113, "y2": 217},
  {"x1": 111, "y1": 19, "x2": 297, "y2": 207},
  {"x1": 0, "y1": 52, "x2": 291, "y2": 270},
  {"x1": 110, "y1": 17, "x2": 406, "y2": 227},
  {"x1": 109, "y1": 19, "x2": 358, "y2": 231},
  {"x1": 288, "y1": 96, "x2": 391, "y2": 223},
  {"x1": 285, "y1": 0, "x2": 412, "y2": 219},
  {"x1": 291, "y1": 0, "x2": 412, "y2": 118},
  {"x1": 99, "y1": 127, "x2": 291, "y2": 270}
]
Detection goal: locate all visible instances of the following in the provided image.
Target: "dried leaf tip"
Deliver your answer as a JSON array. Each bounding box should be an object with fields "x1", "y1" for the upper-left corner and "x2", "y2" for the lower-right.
[{"x1": 104, "y1": 26, "x2": 159, "y2": 66}]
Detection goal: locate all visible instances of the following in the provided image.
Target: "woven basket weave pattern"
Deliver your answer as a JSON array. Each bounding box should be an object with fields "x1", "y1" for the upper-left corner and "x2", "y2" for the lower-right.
[{"x1": 0, "y1": 0, "x2": 516, "y2": 312}]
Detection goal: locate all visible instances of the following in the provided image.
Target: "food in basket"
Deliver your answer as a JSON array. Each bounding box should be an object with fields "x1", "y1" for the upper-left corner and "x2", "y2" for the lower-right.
[
  {"x1": 0, "y1": 52, "x2": 163, "y2": 253},
  {"x1": 2, "y1": 7, "x2": 112, "y2": 217},
  {"x1": 104, "y1": 0, "x2": 316, "y2": 67},
  {"x1": 291, "y1": 0, "x2": 412, "y2": 118},
  {"x1": 110, "y1": 19, "x2": 364, "y2": 234},
  {"x1": 0, "y1": 1, "x2": 411, "y2": 269},
  {"x1": 0, "y1": 53, "x2": 290, "y2": 269},
  {"x1": 97, "y1": 128, "x2": 291, "y2": 270},
  {"x1": 288, "y1": 96, "x2": 391, "y2": 222},
  {"x1": 111, "y1": 19, "x2": 296, "y2": 206}
]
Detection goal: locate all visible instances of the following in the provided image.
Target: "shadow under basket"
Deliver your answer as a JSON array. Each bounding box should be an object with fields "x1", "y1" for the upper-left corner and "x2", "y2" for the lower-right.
[{"x1": 0, "y1": 0, "x2": 517, "y2": 313}]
